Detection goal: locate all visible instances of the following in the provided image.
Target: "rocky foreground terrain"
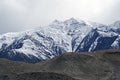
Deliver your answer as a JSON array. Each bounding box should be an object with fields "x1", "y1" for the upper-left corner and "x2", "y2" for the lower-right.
[{"x1": 0, "y1": 49, "x2": 120, "y2": 80}]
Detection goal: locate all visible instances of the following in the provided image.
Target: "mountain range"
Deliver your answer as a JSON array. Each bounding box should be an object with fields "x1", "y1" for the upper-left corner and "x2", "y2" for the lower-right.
[{"x1": 0, "y1": 18, "x2": 120, "y2": 63}]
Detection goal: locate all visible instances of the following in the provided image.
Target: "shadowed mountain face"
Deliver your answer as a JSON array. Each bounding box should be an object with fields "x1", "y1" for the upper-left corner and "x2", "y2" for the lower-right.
[{"x1": 0, "y1": 50, "x2": 120, "y2": 80}]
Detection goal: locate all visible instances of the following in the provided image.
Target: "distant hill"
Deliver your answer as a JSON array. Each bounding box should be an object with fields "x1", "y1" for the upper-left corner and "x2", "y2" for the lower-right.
[{"x1": 0, "y1": 50, "x2": 120, "y2": 80}]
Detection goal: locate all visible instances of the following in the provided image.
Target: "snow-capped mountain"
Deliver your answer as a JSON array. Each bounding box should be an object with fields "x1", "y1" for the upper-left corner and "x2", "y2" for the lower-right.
[{"x1": 0, "y1": 18, "x2": 120, "y2": 63}]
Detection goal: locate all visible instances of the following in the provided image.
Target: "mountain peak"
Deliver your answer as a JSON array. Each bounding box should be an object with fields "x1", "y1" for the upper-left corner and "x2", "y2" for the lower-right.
[
  {"x1": 68, "y1": 17, "x2": 77, "y2": 21},
  {"x1": 64, "y1": 18, "x2": 79, "y2": 24},
  {"x1": 53, "y1": 19, "x2": 60, "y2": 23},
  {"x1": 50, "y1": 19, "x2": 62, "y2": 26},
  {"x1": 64, "y1": 18, "x2": 86, "y2": 26}
]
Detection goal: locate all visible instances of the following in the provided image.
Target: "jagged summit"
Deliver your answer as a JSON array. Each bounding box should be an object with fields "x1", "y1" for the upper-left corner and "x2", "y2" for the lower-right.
[
  {"x1": 64, "y1": 18, "x2": 79, "y2": 23},
  {"x1": 64, "y1": 18, "x2": 86, "y2": 26},
  {"x1": 50, "y1": 18, "x2": 86, "y2": 27},
  {"x1": 51, "y1": 19, "x2": 62, "y2": 24}
]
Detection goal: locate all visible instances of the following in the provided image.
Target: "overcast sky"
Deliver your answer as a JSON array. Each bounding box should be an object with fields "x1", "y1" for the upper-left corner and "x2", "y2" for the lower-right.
[{"x1": 0, "y1": 0, "x2": 120, "y2": 34}]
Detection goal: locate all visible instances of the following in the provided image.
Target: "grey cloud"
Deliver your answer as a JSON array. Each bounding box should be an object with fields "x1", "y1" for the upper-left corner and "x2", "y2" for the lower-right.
[{"x1": 0, "y1": 0, "x2": 120, "y2": 34}]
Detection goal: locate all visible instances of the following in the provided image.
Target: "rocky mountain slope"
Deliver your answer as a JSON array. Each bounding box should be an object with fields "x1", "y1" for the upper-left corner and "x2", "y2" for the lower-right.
[
  {"x1": 0, "y1": 18, "x2": 120, "y2": 62},
  {"x1": 0, "y1": 50, "x2": 120, "y2": 80}
]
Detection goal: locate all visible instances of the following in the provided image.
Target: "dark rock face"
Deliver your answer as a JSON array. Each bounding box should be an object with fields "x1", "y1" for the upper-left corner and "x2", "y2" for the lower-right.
[
  {"x1": 75, "y1": 29, "x2": 119, "y2": 52},
  {"x1": 75, "y1": 29, "x2": 100, "y2": 52}
]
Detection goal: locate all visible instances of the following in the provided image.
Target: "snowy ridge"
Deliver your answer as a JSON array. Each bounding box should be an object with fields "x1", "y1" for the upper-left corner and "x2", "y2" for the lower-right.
[{"x1": 0, "y1": 18, "x2": 120, "y2": 63}]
